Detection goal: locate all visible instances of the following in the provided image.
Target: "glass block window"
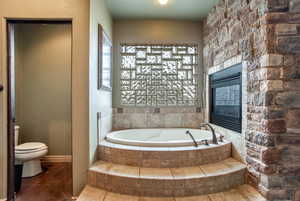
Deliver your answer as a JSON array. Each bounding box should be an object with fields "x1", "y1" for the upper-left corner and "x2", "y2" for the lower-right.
[{"x1": 120, "y1": 44, "x2": 200, "y2": 106}]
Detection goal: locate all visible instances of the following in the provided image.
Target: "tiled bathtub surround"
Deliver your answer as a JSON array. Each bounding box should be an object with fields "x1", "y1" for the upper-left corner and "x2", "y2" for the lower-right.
[
  {"x1": 91, "y1": 140, "x2": 247, "y2": 197},
  {"x1": 98, "y1": 141, "x2": 231, "y2": 168},
  {"x1": 112, "y1": 107, "x2": 204, "y2": 130},
  {"x1": 88, "y1": 158, "x2": 246, "y2": 197}
]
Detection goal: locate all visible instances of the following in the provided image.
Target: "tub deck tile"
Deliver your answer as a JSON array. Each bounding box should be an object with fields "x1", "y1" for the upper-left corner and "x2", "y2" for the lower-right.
[
  {"x1": 140, "y1": 167, "x2": 173, "y2": 179},
  {"x1": 222, "y1": 189, "x2": 248, "y2": 201},
  {"x1": 223, "y1": 158, "x2": 247, "y2": 171},
  {"x1": 140, "y1": 197, "x2": 175, "y2": 201},
  {"x1": 170, "y1": 166, "x2": 205, "y2": 179},
  {"x1": 175, "y1": 195, "x2": 211, "y2": 201},
  {"x1": 90, "y1": 157, "x2": 246, "y2": 181},
  {"x1": 200, "y1": 162, "x2": 233, "y2": 176},
  {"x1": 90, "y1": 161, "x2": 113, "y2": 173},
  {"x1": 77, "y1": 185, "x2": 106, "y2": 201},
  {"x1": 88, "y1": 158, "x2": 246, "y2": 197},
  {"x1": 104, "y1": 192, "x2": 139, "y2": 201},
  {"x1": 237, "y1": 185, "x2": 266, "y2": 201},
  {"x1": 208, "y1": 193, "x2": 227, "y2": 201},
  {"x1": 109, "y1": 164, "x2": 140, "y2": 178}
]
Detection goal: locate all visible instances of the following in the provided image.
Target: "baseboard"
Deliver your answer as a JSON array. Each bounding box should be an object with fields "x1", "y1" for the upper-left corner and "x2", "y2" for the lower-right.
[{"x1": 41, "y1": 155, "x2": 72, "y2": 163}]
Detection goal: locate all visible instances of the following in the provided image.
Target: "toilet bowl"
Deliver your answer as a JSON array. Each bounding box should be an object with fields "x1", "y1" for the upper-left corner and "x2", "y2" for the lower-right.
[{"x1": 14, "y1": 126, "x2": 48, "y2": 178}]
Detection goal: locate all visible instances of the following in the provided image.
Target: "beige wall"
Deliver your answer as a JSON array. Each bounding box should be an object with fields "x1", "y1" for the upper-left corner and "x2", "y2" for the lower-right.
[
  {"x1": 89, "y1": 0, "x2": 113, "y2": 162},
  {"x1": 0, "y1": 0, "x2": 90, "y2": 198},
  {"x1": 15, "y1": 23, "x2": 72, "y2": 156},
  {"x1": 113, "y1": 19, "x2": 203, "y2": 107}
]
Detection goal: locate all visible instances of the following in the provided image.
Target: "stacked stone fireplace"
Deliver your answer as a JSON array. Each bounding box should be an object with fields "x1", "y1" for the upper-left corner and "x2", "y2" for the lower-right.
[{"x1": 204, "y1": 0, "x2": 300, "y2": 200}]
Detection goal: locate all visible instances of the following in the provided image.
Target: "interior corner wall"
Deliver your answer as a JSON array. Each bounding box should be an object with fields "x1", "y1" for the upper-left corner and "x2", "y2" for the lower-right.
[
  {"x1": 89, "y1": 0, "x2": 113, "y2": 163},
  {"x1": 0, "y1": 0, "x2": 90, "y2": 197}
]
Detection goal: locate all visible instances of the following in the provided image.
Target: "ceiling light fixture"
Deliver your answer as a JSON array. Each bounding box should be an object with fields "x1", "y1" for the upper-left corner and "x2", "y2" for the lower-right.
[{"x1": 158, "y1": 0, "x2": 168, "y2": 5}]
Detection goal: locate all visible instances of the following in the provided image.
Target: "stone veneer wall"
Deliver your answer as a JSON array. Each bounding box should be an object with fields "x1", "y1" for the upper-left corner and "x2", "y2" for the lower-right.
[
  {"x1": 204, "y1": 0, "x2": 300, "y2": 200},
  {"x1": 112, "y1": 107, "x2": 204, "y2": 130}
]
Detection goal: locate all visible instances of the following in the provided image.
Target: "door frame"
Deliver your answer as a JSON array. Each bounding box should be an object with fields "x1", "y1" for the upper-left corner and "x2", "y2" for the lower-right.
[
  {"x1": 6, "y1": 21, "x2": 15, "y2": 201},
  {"x1": 6, "y1": 19, "x2": 73, "y2": 201}
]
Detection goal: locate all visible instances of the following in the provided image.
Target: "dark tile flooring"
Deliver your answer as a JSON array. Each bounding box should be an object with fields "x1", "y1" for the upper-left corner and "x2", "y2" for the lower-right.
[{"x1": 16, "y1": 163, "x2": 72, "y2": 201}]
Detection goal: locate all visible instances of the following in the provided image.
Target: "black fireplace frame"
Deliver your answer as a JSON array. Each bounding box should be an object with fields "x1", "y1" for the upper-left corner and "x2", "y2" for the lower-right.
[{"x1": 209, "y1": 63, "x2": 242, "y2": 133}]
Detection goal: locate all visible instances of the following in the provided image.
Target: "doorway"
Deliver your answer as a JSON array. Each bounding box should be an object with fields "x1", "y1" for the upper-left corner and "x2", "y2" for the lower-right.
[{"x1": 7, "y1": 20, "x2": 72, "y2": 201}]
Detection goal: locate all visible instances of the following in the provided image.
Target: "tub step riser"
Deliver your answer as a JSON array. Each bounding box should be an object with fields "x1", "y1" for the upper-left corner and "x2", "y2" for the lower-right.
[
  {"x1": 88, "y1": 169, "x2": 246, "y2": 197},
  {"x1": 98, "y1": 142, "x2": 231, "y2": 168},
  {"x1": 77, "y1": 184, "x2": 266, "y2": 201}
]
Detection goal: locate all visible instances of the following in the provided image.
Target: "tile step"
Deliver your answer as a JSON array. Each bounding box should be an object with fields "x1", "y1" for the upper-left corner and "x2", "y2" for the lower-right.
[
  {"x1": 77, "y1": 184, "x2": 266, "y2": 201},
  {"x1": 88, "y1": 158, "x2": 246, "y2": 197},
  {"x1": 98, "y1": 141, "x2": 232, "y2": 168}
]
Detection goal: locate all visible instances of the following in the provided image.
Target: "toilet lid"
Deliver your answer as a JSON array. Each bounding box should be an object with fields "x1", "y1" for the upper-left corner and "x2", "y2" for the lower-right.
[{"x1": 15, "y1": 142, "x2": 47, "y2": 151}]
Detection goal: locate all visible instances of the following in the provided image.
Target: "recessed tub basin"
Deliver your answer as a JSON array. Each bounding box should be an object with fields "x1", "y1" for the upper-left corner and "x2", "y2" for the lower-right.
[{"x1": 105, "y1": 128, "x2": 220, "y2": 147}]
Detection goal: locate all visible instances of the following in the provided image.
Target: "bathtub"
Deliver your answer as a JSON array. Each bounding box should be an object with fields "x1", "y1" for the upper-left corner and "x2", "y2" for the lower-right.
[{"x1": 105, "y1": 128, "x2": 220, "y2": 147}]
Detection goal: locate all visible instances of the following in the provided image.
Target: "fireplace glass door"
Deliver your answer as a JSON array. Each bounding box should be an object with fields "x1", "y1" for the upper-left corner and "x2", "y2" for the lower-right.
[{"x1": 210, "y1": 64, "x2": 242, "y2": 133}]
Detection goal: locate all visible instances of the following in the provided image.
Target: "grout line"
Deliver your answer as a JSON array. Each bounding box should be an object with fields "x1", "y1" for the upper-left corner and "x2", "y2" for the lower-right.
[
  {"x1": 167, "y1": 168, "x2": 174, "y2": 180},
  {"x1": 138, "y1": 166, "x2": 141, "y2": 178},
  {"x1": 169, "y1": 168, "x2": 178, "y2": 201},
  {"x1": 197, "y1": 165, "x2": 206, "y2": 177},
  {"x1": 237, "y1": 189, "x2": 250, "y2": 201},
  {"x1": 207, "y1": 194, "x2": 213, "y2": 201},
  {"x1": 198, "y1": 165, "x2": 207, "y2": 176},
  {"x1": 101, "y1": 190, "x2": 108, "y2": 201},
  {"x1": 169, "y1": 167, "x2": 176, "y2": 179}
]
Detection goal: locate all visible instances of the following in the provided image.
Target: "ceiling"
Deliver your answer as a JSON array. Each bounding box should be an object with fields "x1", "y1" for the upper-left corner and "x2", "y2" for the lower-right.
[{"x1": 105, "y1": 0, "x2": 219, "y2": 20}]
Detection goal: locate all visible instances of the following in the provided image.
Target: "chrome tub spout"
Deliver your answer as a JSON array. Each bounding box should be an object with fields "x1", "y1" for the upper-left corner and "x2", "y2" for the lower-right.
[{"x1": 199, "y1": 123, "x2": 218, "y2": 145}]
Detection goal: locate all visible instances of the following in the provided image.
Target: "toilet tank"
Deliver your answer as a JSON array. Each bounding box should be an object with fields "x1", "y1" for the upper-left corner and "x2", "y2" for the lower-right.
[{"x1": 15, "y1": 125, "x2": 20, "y2": 146}]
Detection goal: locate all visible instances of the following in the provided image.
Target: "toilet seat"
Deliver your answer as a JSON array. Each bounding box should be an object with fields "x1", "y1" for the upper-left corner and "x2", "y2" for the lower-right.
[
  {"x1": 14, "y1": 126, "x2": 49, "y2": 178},
  {"x1": 15, "y1": 142, "x2": 48, "y2": 154},
  {"x1": 15, "y1": 142, "x2": 48, "y2": 177}
]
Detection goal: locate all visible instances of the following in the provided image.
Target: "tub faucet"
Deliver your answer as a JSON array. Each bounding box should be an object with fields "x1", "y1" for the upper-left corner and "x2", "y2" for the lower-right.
[
  {"x1": 186, "y1": 130, "x2": 198, "y2": 147},
  {"x1": 199, "y1": 123, "x2": 218, "y2": 145}
]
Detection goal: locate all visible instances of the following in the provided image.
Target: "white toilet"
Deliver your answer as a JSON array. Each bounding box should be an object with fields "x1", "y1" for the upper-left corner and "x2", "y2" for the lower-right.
[{"x1": 14, "y1": 125, "x2": 48, "y2": 178}]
